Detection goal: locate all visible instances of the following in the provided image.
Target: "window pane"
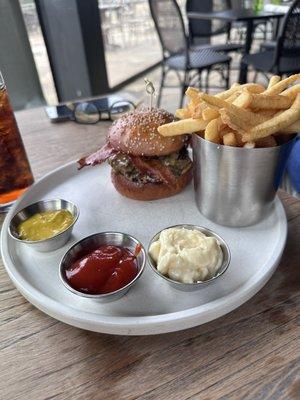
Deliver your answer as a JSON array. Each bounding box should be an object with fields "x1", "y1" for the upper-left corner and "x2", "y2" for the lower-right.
[
  {"x1": 19, "y1": 0, "x2": 57, "y2": 104},
  {"x1": 99, "y1": 0, "x2": 162, "y2": 87}
]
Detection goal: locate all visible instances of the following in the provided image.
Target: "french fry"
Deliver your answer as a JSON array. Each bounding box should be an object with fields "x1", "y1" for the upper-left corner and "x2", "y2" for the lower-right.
[
  {"x1": 219, "y1": 126, "x2": 232, "y2": 137},
  {"x1": 255, "y1": 136, "x2": 277, "y2": 148},
  {"x1": 159, "y1": 74, "x2": 300, "y2": 148},
  {"x1": 242, "y1": 93, "x2": 300, "y2": 142},
  {"x1": 185, "y1": 83, "x2": 265, "y2": 103},
  {"x1": 264, "y1": 73, "x2": 300, "y2": 95},
  {"x1": 233, "y1": 90, "x2": 252, "y2": 108},
  {"x1": 242, "y1": 83, "x2": 265, "y2": 94},
  {"x1": 200, "y1": 93, "x2": 267, "y2": 126},
  {"x1": 204, "y1": 93, "x2": 284, "y2": 126},
  {"x1": 188, "y1": 104, "x2": 196, "y2": 117},
  {"x1": 219, "y1": 108, "x2": 249, "y2": 133},
  {"x1": 158, "y1": 118, "x2": 207, "y2": 136},
  {"x1": 281, "y1": 83, "x2": 300, "y2": 100},
  {"x1": 259, "y1": 110, "x2": 277, "y2": 118},
  {"x1": 233, "y1": 89, "x2": 267, "y2": 108},
  {"x1": 202, "y1": 108, "x2": 219, "y2": 121},
  {"x1": 204, "y1": 118, "x2": 222, "y2": 144},
  {"x1": 175, "y1": 108, "x2": 190, "y2": 119},
  {"x1": 216, "y1": 83, "x2": 264, "y2": 99},
  {"x1": 196, "y1": 91, "x2": 239, "y2": 122},
  {"x1": 188, "y1": 97, "x2": 205, "y2": 118},
  {"x1": 281, "y1": 119, "x2": 300, "y2": 133},
  {"x1": 223, "y1": 132, "x2": 237, "y2": 147},
  {"x1": 244, "y1": 93, "x2": 292, "y2": 109},
  {"x1": 192, "y1": 102, "x2": 205, "y2": 119},
  {"x1": 186, "y1": 87, "x2": 200, "y2": 100},
  {"x1": 234, "y1": 90, "x2": 292, "y2": 110},
  {"x1": 225, "y1": 92, "x2": 241, "y2": 104},
  {"x1": 216, "y1": 83, "x2": 240, "y2": 100},
  {"x1": 235, "y1": 132, "x2": 245, "y2": 147},
  {"x1": 200, "y1": 92, "x2": 235, "y2": 109},
  {"x1": 267, "y1": 75, "x2": 281, "y2": 88}
]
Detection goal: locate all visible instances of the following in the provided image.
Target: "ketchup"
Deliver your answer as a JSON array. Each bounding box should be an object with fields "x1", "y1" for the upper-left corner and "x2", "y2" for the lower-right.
[{"x1": 65, "y1": 245, "x2": 139, "y2": 294}]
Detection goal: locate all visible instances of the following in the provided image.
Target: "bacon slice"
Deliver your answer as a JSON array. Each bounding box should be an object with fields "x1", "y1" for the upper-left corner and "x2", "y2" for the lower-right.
[
  {"x1": 130, "y1": 156, "x2": 177, "y2": 185},
  {"x1": 77, "y1": 143, "x2": 117, "y2": 170},
  {"x1": 78, "y1": 143, "x2": 179, "y2": 186}
]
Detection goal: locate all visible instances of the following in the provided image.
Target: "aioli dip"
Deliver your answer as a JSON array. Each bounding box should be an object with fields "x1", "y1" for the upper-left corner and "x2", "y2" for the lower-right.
[
  {"x1": 149, "y1": 227, "x2": 223, "y2": 283},
  {"x1": 18, "y1": 210, "x2": 74, "y2": 241}
]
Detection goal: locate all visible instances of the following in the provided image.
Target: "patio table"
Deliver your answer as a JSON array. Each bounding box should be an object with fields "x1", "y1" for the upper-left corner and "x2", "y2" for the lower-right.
[
  {"x1": 187, "y1": 9, "x2": 285, "y2": 83},
  {"x1": 0, "y1": 107, "x2": 299, "y2": 399}
]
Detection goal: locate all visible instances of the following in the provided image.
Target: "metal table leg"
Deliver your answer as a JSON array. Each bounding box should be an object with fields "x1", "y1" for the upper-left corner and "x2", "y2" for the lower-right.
[{"x1": 238, "y1": 19, "x2": 254, "y2": 84}]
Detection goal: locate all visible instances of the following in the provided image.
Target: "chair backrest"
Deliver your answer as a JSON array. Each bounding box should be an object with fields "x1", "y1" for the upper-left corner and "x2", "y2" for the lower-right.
[
  {"x1": 148, "y1": 0, "x2": 188, "y2": 58},
  {"x1": 275, "y1": 0, "x2": 300, "y2": 63},
  {"x1": 186, "y1": 0, "x2": 231, "y2": 43}
]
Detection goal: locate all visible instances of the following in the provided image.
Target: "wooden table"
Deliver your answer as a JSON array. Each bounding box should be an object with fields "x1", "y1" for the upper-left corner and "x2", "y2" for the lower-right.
[
  {"x1": 187, "y1": 9, "x2": 285, "y2": 83},
  {"x1": 0, "y1": 107, "x2": 299, "y2": 400}
]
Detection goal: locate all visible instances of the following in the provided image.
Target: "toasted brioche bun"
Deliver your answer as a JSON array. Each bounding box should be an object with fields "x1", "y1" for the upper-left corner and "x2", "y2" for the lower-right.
[
  {"x1": 111, "y1": 168, "x2": 192, "y2": 201},
  {"x1": 108, "y1": 108, "x2": 187, "y2": 157}
]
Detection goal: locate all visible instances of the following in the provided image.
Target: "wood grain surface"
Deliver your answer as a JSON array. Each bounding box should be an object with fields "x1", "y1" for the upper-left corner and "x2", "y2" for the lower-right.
[{"x1": 0, "y1": 108, "x2": 299, "y2": 400}]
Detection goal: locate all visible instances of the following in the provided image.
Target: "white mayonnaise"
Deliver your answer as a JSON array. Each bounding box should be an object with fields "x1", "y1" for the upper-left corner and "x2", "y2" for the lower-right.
[{"x1": 149, "y1": 227, "x2": 223, "y2": 284}]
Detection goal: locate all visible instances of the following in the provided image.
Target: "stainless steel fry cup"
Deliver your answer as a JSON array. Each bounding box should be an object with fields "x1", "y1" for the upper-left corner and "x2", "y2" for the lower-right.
[
  {"x1": 147, "y1": 224, "x2": 231, "y2": 292},
  {"x1": 8, "y1": 199, "x2": 79, "y2": 252},
  {"x1": 59, "y1": 232, "x2": 146, "y2": 303},
  {"x1": 192, "y1": 134, "x2": 295, "y2": 227}
]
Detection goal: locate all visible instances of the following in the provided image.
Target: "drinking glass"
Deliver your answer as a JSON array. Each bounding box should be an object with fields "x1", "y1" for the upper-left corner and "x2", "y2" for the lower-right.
[{"x1": 0, "y1": 71, "x2": 34, "y2": 212}]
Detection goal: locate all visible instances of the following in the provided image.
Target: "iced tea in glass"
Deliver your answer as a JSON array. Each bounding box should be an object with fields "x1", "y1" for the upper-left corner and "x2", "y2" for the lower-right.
[{"x1": 0, "y1": 72, "x2": 34, "y2": 211}]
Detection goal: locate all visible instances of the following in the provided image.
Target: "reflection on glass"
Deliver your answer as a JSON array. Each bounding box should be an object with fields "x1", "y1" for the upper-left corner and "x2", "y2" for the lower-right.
[{"x1": 0, "y1": 72, "x2": 34, "y2": 211}]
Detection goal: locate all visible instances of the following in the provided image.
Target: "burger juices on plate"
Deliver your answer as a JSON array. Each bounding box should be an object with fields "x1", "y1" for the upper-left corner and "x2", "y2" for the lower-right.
[{"x1": 78, "y1": 108, "x2": 192, "y2": 201}]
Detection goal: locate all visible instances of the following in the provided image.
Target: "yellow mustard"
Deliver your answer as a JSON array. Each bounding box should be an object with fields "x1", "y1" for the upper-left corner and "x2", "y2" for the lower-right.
[{"x1": 18, "y1": 210, "x2": 74, "y2": 241}]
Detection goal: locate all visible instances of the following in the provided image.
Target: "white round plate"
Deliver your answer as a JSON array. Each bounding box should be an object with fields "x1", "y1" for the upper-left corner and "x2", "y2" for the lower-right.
[{"x1": 1, "y1": 162, "x2": 287, "y2": 335}]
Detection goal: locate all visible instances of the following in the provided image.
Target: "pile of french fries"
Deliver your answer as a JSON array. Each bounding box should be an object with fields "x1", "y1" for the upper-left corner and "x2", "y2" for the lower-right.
[{"x1": 158, "y1": 74, "x2": 300, "y2": 148}]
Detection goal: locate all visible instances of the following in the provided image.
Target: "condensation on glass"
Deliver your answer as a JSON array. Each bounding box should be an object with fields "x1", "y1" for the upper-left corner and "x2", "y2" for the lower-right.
[{"x1": 0, "y1": 72, "x2": 34, "y2": 209}]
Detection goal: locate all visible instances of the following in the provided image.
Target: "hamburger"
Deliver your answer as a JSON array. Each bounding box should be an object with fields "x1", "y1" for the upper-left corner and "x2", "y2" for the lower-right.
[{"x1": 78, "y1": 108, "x2": 192, "y2": 201}]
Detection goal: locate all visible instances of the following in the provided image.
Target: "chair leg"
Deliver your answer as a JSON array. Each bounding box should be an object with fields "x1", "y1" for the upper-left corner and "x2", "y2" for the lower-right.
[
  {"x1": 225, "y1": 62, "x2": 230, "y2": 89},
  {"x1": 263, "y1": 21, "x2": 268, "y2": 41},
  {"x1": 157, "y1": 65, "x2": 166, "y2": 108},
  {"x1": 197, "y1": 69, "x2": 202, "y2": 90},
  {"x1": 239, "y1": 61, "x2": 248, "y2": 84},
  {"x1": 180, "y1": 70, "x2": 189, "y2": 108},
  {"x1": 180, "y1": 85, "x2": 186, "y2": 108},
  {"x1": 205, "y1": 68, "x2": 210, "y2": 93},
  {"x1": 199, "y1": 70, "x2": 203, "y2": 91},
  {"x1": 227, "y1": 27, "x2": 231, "y2": 43}
]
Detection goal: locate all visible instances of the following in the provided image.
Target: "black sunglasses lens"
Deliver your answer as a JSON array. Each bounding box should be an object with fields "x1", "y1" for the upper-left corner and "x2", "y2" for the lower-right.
[
  {"x1": 74, "y1": 102, "x2": 99, "y2": 124},
  {"x1": 110, "y1": 101, "x2": 135, "y2": 121}
]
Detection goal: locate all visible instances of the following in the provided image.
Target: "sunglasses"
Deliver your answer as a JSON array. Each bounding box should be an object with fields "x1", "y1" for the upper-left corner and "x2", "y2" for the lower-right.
[{"x1": 68, "y1": 100, "x2": 136, "y2": 124}]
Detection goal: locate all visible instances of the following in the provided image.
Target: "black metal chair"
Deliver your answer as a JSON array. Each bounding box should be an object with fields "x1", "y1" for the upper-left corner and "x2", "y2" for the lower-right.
[
  {"x1": 148, "y1": 0, "x2": 231, "y2": 107},
  {"x1": 186, "y1": 0, "x2": 243, "y2": 53},
  {"x1": 241, "y1": 0, "x2": 300, "y2": 79}
]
